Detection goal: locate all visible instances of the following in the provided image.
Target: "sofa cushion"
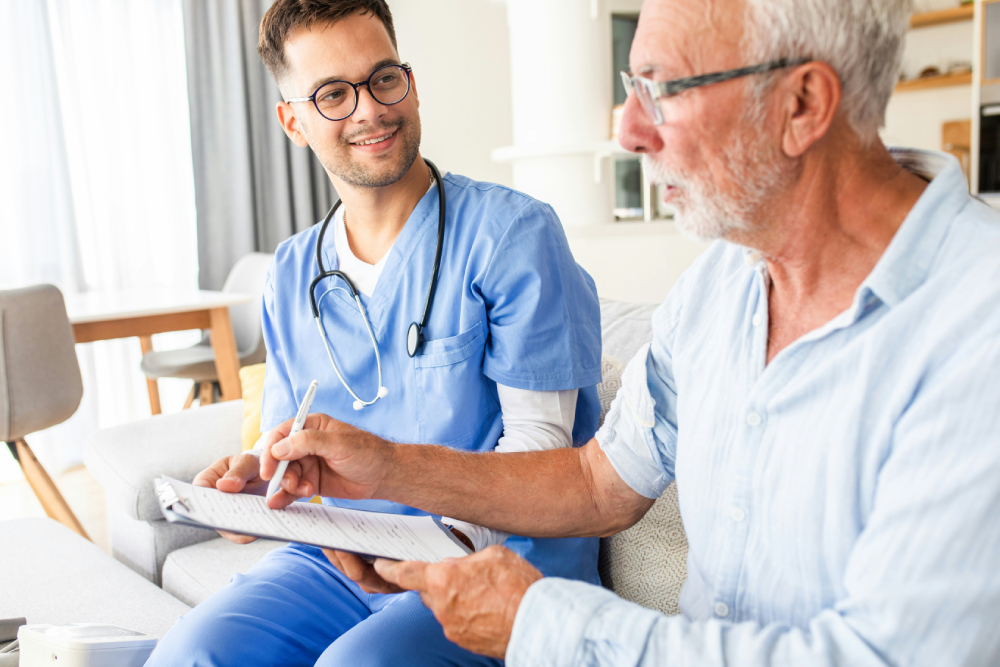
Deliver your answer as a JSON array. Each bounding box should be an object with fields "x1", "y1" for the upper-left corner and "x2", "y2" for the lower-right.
[
  {"x1": 83, "y1": 400, "x2": 245, "y2": 521},
  {"x1": 600, "y1": 299, "x2": 657, "y2": 367},
  {"x1": 597, "y1": 300, "x2": 688, "y2": 615},
  {"x1": 597, "y1": 354, "x2": 625, "y2": 427},
  {"x1": 0, "y1": 518, "x2": 189, "y2": 637},
  {"x1": 598, "y1": 483, "x2": 688, "y2": 615},
  {"x1": 161, "y1": 537, "x2": 287, "y2": 607}
]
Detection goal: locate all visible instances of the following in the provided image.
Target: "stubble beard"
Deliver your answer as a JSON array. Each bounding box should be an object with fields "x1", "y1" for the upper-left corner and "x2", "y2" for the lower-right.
[{"x1": 308, "y1": 115, "x2": 422, "y2": 189}]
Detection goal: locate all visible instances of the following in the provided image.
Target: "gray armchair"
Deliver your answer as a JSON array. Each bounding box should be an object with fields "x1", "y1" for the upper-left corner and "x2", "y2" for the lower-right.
[{"x1": 0, "y1": 284, "x2": 87, "y2": 538}]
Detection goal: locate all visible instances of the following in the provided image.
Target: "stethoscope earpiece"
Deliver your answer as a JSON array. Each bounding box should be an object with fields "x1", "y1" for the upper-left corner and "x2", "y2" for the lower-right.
[{"x1": 311, "y1": 158, "x2": 445, "y2": 409}]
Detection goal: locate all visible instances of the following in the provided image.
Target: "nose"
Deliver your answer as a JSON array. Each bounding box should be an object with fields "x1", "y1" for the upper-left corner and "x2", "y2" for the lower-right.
[
  {"x1": 618, "y1": 92, "x2": 664, "y2": 155},
  {"x1": 351, "y1": 83, "x2": 387, "y2": 123}
]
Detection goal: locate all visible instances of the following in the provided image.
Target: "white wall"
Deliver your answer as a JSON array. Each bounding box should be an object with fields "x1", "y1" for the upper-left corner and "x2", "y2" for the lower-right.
[
  {"x1": 882, "y1": 20, "x2": 975, "y2": 150},
  {"x1": 390, "y1": 0, "x2": 514, "y2": 188},
  {"x1": 566, "y1": 222, "x2": 710, "y2": 304},
  {"x1": 390, "y1": 0, "x2": 705, "y2": 304}
]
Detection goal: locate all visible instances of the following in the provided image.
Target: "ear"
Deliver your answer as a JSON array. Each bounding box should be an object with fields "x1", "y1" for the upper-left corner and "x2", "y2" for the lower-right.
[
  {"x1": 408, "y1": 69, "x2": 420, "y2": 109},
  {"x1": 779, "y1": 61, "x2": 841, "y2": 158},
  {"x1": 276, "y1": 101, "x2": 310, "y2": 148}
]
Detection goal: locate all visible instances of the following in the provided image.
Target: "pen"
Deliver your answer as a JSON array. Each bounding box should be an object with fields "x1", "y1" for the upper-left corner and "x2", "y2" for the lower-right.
[{"x1": 266, "y1": 380, "x2": 318, "y2": 502}]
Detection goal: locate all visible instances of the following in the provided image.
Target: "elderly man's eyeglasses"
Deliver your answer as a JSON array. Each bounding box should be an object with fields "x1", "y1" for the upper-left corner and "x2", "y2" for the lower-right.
[
  {"x1": 285, "y1": 63, "x2": 413, "y2": 122},
  {"x1": 620, "y1": 58, "x2": 810, "y2": 125}
]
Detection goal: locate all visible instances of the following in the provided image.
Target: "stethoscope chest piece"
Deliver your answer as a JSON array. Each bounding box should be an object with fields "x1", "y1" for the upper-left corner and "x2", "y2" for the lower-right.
[{"x1": 407, "y1": 322, "x2": 422, "y2": 357}]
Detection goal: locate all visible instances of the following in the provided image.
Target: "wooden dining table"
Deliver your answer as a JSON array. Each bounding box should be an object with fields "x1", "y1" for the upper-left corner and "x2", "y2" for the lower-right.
[{"x1": 64, "y1": 289, "x2": 253, "y2": 411}]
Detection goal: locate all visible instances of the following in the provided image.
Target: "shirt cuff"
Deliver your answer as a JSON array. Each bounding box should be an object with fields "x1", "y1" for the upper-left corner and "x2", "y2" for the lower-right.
[{"x1": 506, "y1": 577, "x2": 620, "y2": 667}]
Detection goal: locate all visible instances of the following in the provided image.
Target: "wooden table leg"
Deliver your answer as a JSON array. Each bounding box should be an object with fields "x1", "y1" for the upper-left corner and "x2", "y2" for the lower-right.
[
  {"x1": 138, "y1": 335, "x2": 162, "y2": 415},
  {"x1": 209, "y1": 307, "x2": 242, "y2": 402},
  {"x1": 182, "y1": 383, "x2": 197, "y2": 410},
  {"x1": 14, "y1": 439, "x2": 91, "y2": 541}
]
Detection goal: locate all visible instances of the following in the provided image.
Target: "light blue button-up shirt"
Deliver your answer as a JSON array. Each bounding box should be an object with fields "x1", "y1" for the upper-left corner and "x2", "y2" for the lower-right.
[{"x1": 506, "y1": 149, "x2": 1000, "y2": 666}]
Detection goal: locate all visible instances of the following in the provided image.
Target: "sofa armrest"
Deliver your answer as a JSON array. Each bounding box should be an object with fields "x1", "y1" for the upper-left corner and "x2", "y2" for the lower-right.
[{"x1": 84, "y1": 401, "x2": 245, "y2": 522}]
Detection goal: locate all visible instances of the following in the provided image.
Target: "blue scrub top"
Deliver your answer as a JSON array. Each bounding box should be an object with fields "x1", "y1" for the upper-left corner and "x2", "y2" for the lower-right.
[{"x1": 261, "y1": 172, "x2": 602, "y2": 583}]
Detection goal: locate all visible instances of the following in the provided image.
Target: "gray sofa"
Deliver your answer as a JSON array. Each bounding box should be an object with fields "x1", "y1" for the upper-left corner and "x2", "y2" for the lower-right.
[{"x1": 82, "y1": 300, "x2": 688, "y2": 615}]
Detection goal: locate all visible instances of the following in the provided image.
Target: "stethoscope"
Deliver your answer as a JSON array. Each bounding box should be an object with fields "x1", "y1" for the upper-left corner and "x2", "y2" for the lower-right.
[{"x1": 309, "y1": 158, "x2": 445, "y2": 410}]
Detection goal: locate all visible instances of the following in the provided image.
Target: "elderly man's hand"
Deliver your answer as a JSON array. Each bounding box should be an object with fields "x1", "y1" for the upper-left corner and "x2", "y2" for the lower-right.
[
  {"x1": 373, "y1": 546, "x2": 542, "y2": 658},
  {"x1": 259, "y1": 413, "x2": 394, "y2": 509}
]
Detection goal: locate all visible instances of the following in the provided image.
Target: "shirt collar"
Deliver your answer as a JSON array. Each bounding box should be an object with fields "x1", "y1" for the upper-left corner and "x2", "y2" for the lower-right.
[
  {"x1": 742, "y1": 148, "x2": 967, "y2": 312},
  {"x1": 863, "y1": 148, "x2": 967, "y2": 309}
]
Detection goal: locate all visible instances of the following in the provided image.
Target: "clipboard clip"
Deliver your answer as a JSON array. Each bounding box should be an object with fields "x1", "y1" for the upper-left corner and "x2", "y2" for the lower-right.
[{"x1": 156, "y1": 480, "x2": 191, "y2": 513}]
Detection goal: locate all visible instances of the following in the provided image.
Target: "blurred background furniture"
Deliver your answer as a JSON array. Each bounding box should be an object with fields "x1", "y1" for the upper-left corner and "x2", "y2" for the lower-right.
[
  {"x1": 139, "y1": 253, "x2": 272, "y2": 412},
  {"x1": 65, "y1": 286, "x2": 253, "y2": 415},
  {"x1": 0, "y1": 285, "x2": 88, "y2": 539},
  {"x1": 943, "y1": 118, "x2": 972, "y2": 185},
  {"x1": 83, "y1": 299, "x2": 689, "y2": 616}
]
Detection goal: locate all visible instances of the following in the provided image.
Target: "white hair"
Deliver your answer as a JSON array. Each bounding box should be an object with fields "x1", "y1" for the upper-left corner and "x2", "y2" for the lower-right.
[{"x1": 742, "y1": 0, "x2": 913, "y2": 145}]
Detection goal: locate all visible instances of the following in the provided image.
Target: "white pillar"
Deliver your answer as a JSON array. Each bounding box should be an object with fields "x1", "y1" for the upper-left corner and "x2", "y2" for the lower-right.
[{"x1": 496, "y1": 0, "x2": 613, "y2": 226}]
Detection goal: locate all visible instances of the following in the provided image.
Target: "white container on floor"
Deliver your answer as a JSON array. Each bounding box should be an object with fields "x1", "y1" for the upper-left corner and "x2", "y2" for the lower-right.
[{"x1": 17, "y1": 624, "x2": 156, "y2": 667}]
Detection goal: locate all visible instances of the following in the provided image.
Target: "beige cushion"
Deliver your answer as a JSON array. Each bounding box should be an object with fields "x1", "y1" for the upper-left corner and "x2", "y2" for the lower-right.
[
  {"x1": 595, "y1": 353, "x2": 688, "y2": 616},
  {"x1": 162, "y1": 537, "x2": 287, "y2": 608}
]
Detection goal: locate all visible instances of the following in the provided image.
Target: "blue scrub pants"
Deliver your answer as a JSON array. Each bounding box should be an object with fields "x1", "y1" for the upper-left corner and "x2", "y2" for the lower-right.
[{"x1": 146, "y1": 543, "x2": 505, "y2": 667}]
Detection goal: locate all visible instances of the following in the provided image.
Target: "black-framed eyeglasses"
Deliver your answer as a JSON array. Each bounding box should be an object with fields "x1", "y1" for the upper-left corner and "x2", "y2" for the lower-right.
[
  {"x1": 285, "y1": 63, "x2": 413, "y2": 122},
  {"x1": 620, "y1": 58, "x2": 810, "y2": 125}
]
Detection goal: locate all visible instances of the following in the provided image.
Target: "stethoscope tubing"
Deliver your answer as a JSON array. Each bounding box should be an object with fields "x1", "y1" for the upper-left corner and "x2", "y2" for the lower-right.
[{"x1": 309, "y1": 158, "x2": 446, "y2": 408}]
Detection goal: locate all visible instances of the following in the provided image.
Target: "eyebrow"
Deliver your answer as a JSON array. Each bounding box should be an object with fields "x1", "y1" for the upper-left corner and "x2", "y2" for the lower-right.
[{"x1": 306, "y1": 58, "x2": 401, "y2": 94}]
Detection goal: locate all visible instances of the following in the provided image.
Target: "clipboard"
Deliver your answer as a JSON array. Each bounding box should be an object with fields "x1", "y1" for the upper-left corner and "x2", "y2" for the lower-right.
[{"x1": 155, "y1": 476, "x2": 472, "y2": 563}]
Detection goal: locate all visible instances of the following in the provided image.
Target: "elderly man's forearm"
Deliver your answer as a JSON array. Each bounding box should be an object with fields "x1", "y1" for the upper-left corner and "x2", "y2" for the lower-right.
[{"x1": 376, "y1": 439, "x2": 651, "y2": 537}]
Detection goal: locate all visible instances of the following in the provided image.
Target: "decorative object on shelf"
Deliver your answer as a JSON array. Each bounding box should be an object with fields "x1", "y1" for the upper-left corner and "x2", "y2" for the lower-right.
[
  {"x1": 919, "y1": 65, "x2": 943, "y2": 79},
  {"x1": 942, "y1": 119, "x2": 971, "y2": 186},
  {"x1": 896, "y1": 59, "x2": 973, "y2": 92},
  {"x1": 610, "y1": 104, "x2": 624, "y2": 140}
]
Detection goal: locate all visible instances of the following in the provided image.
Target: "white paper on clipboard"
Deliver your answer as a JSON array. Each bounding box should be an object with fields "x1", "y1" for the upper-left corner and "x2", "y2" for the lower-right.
[{"x1": 154, "y1": 476, "x2": 471, "y2": 562}]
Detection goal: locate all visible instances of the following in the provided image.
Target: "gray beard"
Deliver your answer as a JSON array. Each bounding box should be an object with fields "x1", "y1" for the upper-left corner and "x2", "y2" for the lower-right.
[{"x1": 643, "y1": 115, "x2": 790, "y2": 243}]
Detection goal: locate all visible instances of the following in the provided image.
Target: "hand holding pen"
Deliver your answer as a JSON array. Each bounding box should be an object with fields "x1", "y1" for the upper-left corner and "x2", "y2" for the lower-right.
[{"x1": 266, "y1": 380, "x2": 318, "y2": 502}]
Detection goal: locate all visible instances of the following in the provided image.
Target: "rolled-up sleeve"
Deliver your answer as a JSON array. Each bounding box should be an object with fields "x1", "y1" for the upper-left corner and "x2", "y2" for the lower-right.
[{"x1": 596, "y1": 299, "x2": 682, "y2": 499}]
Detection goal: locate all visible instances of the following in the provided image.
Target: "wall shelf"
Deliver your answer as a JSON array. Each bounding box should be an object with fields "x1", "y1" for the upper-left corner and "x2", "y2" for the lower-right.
[
  {"x1": 909, "y1": 5, "x2": 974, "y2": 29},
  {"x1": 895, "y1": 71, "x2": 972, "y2": 92}
]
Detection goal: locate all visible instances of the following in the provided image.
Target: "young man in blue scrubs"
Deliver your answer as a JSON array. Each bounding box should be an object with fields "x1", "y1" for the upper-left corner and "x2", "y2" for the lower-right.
[{"x1": 146, "y1": 1, "x2": 602, "y2": 666}]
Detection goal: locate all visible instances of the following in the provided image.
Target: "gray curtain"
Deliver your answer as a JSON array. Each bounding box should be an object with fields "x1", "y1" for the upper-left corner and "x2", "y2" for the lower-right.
[{"x1": 183, "y1": 0, "x2": 337, "y2": 290}]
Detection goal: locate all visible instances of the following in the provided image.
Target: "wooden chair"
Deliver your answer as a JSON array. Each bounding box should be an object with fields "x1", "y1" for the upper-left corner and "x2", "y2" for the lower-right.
[{"x1": 0, "y1": 284, "x2": 89, "y2": 539}]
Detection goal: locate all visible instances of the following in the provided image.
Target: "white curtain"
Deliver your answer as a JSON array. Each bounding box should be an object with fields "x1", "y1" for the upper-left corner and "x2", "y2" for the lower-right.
[{"x1": 0, "y1": 0, "x2": 200, "y2": 478}]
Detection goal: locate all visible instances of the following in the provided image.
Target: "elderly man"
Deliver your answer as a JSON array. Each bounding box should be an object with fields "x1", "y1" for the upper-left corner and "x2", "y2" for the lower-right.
[{"x1": 261, "y1": 0, "x2": 1000, "y2": 664}]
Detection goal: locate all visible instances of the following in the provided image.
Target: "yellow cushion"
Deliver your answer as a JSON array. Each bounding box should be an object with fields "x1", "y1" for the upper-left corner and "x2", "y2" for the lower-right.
[
  {"x1": 239, "y1": 363, "x2": 322, "y2": 504},
  {"x1": 240, "y1": 363, "x2": 267, "y2": 451}
]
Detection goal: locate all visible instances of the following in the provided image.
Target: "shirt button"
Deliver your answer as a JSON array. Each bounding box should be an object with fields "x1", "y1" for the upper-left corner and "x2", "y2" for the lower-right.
[
  {"x1": 731, "y1": 508, "x2": 746, "y2": 522},
  {"x1": 751, "y1": 313, "x2": 763, "y2": 327},
  {"x1": 746, "y1": 412, "x2": 762, "y2": 427},
  {"x1": 714, "y1": 602, "x2": 730, "y2": 618}
]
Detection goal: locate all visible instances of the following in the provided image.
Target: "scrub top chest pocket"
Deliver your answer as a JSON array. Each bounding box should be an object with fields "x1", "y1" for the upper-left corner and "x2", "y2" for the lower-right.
[{"x1": 413, "y1": 321, "x2": 498, "y2": 447}]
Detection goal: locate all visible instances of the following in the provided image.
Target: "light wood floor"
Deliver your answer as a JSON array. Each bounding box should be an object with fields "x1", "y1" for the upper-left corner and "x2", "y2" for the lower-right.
[{"x1": 0, "y1": 465, "x2": 110, "y2": 554}]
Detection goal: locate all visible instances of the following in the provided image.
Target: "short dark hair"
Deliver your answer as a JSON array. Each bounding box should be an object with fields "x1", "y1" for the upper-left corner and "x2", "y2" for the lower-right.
[{"x1": 258, "y1": 0, "x2": 398, "y2": 84}]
